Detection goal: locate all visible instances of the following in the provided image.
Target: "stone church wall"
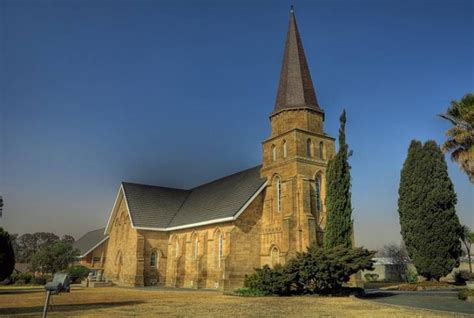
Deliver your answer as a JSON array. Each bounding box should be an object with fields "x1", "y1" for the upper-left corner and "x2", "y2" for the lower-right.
[
  {"x1": 226, "y1": 192, "x2": 264, "y2": 291},
  {"x1": 103, "y1": 196, "x2": 144, "y2": 287}
]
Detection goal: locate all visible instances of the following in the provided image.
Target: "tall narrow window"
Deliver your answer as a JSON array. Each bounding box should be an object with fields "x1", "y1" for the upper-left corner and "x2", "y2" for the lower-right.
[
  {"x1": 307, "y1": 139, "x2": 312, "y2": 157},
  {"x1": 315, "y1": 176, "x2": 321, "y2": 211},
  {"x1": 194, "y1": 236, "x2": 199, "y2": 259},
  {"x1": 275, "y1": 176, "x2": 282, "y2": 213},
  {"x1": 271, "y1": 144, "x2": 277, "y2": 161},
  {"x1": 150, "y1": 251, "x2": 157, "y2": 267},
  {"x1": 175, "y1": 239, "x2": 180, "y2": 257},
  {"x1": 283, "y1": 140, "x2": 287, "y2": 158},
  {"x1": 319, "y1": 142, "x2": 324, "y2": 159},
  {"x1": 217, "y1": 233, "x2": 223, "y2": 268},
  {"x1": 271, "y1": 246, "x2": 280, "y2": 267}
]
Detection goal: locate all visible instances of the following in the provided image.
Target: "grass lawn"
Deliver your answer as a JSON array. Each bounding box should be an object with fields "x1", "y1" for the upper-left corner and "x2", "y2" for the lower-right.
[
  {"x1": 0, "y1": 285, "x2": 43, "y2": 290},
  {"x1": 0, "y1": 286, "x2": 460, "y2": 317}
]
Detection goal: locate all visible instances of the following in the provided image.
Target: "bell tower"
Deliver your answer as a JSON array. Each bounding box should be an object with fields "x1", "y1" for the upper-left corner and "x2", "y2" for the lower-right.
[{"x1": 260, "y1": 7, "x2": 335, "y2": 266}]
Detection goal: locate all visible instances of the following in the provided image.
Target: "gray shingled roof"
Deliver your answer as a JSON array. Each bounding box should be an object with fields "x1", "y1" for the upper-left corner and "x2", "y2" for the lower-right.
[
  {"x1": 122, "y1": 183, "x2": 189, "y2": 229},
  {"x1": 73, "y1": 228, "x2": 108, "y2": 257},
  {"x1": 122, "y1": 165, "x2": 266, "y2": 229}
]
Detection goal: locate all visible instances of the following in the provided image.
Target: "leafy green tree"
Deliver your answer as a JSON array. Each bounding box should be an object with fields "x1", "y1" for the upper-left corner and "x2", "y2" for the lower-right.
[
  {"x1": 13, "y1": 232, "x2": 60, "y2": 263},
  {"x1": 61, "y1": 235, "x2": 75, "y2": 245},
  {"x1": 31, "y1": 241, "x2": 79, "y2": 274},
  {"x1": 0, "y1": 227, "x2": 15, "y2": 281},
  {"x1": 324, "y1": 110, "x2": 353, "y2": 249},
  {"x1": 439, "y1": 93, "x2": 474, "y2": 183},
  {"x1": 398, "y1": 140, "x2": 462, "y2": 280},
  {"x1": 460, "y1": 225, "x2": 474, "y2": 273}
]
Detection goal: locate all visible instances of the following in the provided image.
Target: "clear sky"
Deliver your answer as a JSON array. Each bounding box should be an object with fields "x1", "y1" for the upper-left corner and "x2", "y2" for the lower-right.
[{"x1": 1, "y1": 0, "x2": 472, "y2": 249}]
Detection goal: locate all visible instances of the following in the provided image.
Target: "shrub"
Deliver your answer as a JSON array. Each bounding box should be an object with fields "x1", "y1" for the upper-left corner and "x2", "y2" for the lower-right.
[
  {"x1": 458, "y1": 289, "x2": 474, "y2": 301},
  {"x1": 244, "y1": 245, "x2": 375, "y2": 296},
  {"x1": 10, "y1": 272, "x2": 33, "y2": 285},
  {"x1": 285, "y1": 245, "x2": 374, "y2": 294},
  {"x1": 406, "y1": 268, "x2": 418, "y2": 283},
  {"x1": 32, "y1": 276, "x2": 47, "y2": 285},
  {"x1": 364, "y1": 273, "x2": 379, "y2": 282},
  {"x1": 454, "y1": 270, "x2": 474, "y2": 285},
  {"x1": 67, "y1": 265, "x2": 90, "y2": 283},
  {"x1": 244, "y1": 264, "x2": 293, "y2": 296}
]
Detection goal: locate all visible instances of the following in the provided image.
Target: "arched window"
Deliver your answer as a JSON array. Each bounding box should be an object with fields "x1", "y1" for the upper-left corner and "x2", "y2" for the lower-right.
[
  {"x1": 193, "y1": 236, "x2": 199, "y2": 259},
  {"x1": 271, "y1": 144, "x2": 276, "y2": 161},
  {"x1": 271, "y1": 246, "x2": 280, "y2": 267},
  {"x1": 282, "y1": 140, "x2": 287, "y2": 158},
  {"x1": 217, "y1": 232, "x2": 224, "y2": 268},
  {"x1": 275, "y1": 176, "x2": 282, "y2": 213},
  {"x1": 306, "y1": 139, "x2": 312, "y2": 157},
  {"x1": 319, "y1": 142, "x2": 324, "y2": 159},
  {"x1": 150, "y1": 251, "x2": 157, "y2": 267},
  {"x1": 315, "y1": 176, "x2": 321, "y2": 211}
]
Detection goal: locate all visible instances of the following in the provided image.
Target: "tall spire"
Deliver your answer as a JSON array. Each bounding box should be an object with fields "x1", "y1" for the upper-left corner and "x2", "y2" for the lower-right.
[{"x1": 273, "y1": 7, "x2": 321, "y2": 115}]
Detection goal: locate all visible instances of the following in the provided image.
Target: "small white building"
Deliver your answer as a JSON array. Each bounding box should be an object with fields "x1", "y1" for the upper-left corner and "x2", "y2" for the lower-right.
[{"x1": 362, "y1": 258, "x2": 403, "y2": 282}]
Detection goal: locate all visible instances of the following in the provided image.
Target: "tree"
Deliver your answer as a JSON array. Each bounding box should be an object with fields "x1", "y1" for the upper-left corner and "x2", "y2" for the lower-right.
[
  {"x1": 460, "y1": 225, "x2": 474, "y2": 273},
  {"x1": 378, "y1": 243, "x2": 410, "y2": 282},
  {"x1": 439, "y1": 93, "x2": 474, "y2": 183},
  {"x1": 324, "y1": 110, "x2": 353, "y2": 249},
  {"x1": 398, "y1": 140, "x2": 463, "y2": 280},
  {"x1": 13, "y1": 232, "x2": 60, "y2": 263},
  {"x1": 31, "y1": 241, "x2": 79, "y2": 274},
  {"x1": 0, "y1": 227, "x2": 15, "y2": 281},
  {"x1": 61, "y1": 235, "x2": 75, "y2": 245},
  {"x1": 0, "y1": 196, "x2": 3, "y2": 218}
]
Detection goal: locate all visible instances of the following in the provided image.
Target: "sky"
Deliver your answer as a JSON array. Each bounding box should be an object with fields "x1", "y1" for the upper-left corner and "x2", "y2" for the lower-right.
[{"x1": 1, "y1": 0, "x2": 472, "y2": 250}]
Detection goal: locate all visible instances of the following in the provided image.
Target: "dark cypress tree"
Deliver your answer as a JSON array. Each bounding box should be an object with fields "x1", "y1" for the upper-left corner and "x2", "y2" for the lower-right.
[
  {"x1": 398, "y1": 140, "x2": 462, "y2": 280},
  {"x1": 0, "y1": 227, "x2": 15, "y2": 281},
  {"x1": 324, "y1": 110, "x2": 353, "y2": 249}
]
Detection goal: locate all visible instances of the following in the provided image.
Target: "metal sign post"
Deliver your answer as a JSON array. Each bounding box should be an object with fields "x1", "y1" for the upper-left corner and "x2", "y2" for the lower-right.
[{"x1": 42, "y1": 273, "x2": 71, "y2": 318}]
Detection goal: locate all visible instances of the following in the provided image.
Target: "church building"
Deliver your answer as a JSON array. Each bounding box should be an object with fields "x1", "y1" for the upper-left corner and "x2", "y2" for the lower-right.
[{"x1": 77, "y1": 8, "x2": 336, "y2": 291}]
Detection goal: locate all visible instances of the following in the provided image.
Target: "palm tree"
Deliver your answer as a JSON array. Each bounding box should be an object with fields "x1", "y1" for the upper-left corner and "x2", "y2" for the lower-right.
[{"x1": 439, "y1": 93, "x2": 474, "y2": 183}]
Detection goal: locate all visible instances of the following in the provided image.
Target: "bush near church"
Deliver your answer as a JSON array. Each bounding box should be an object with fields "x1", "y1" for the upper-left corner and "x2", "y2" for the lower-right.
[
  {"x1": 238, "y1": 245, "x2": 374, "y2": 296},
  {"x1": 67, "y1": 265, "x2": 91, "y2": 283}
]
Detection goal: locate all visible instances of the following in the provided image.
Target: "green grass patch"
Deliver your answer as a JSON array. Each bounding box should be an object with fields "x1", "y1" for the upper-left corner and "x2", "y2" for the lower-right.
[
  {"x1": 234, "y1": 287, "x2": 268, "y2": 297},
  {"x1": 458, "y1": 289, "x2": 474, "y2": 301},
  {"x1": 0, "y1": 285, "x2": 43, "y2": 290}
]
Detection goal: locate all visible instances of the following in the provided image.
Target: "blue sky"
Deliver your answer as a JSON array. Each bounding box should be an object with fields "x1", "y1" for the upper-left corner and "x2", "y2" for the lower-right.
[{"x1": 1, "y1": 0, "x2": 472, "y2": 249}]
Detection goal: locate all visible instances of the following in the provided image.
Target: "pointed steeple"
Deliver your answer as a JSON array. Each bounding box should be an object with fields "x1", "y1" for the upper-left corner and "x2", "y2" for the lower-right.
[{"x1": 273, "y1": 7, "x2": 321, "y2": 115}]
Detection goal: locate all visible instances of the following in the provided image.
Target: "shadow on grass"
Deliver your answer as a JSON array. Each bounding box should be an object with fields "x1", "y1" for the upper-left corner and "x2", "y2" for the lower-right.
[
  {"x1": 0, "y1": 300, "x2": 145, "y2": 315},
  {"x1": 359, "y1": 291, "x2": 397, "y2": 299}
]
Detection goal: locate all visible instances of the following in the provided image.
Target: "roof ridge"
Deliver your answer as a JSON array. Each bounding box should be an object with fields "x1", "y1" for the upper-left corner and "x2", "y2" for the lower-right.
[
  {"x1": 122, "y1": 181, "x2": 188, "y2": 192},
  {"x1": 189, "y1": 165, "x2": 262, "y2": 190},
  {"x1": 166, "y1": 191, "x2": 193, "y2": 227},
  {"x1": 165, "y1": 165, "x2": 263, "y2": 227}
]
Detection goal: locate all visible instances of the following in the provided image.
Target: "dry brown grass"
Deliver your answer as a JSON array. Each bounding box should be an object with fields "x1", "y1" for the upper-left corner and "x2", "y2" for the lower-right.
[{"x1": 0, "y1": 286, "x2": 459, "y2": 317}]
